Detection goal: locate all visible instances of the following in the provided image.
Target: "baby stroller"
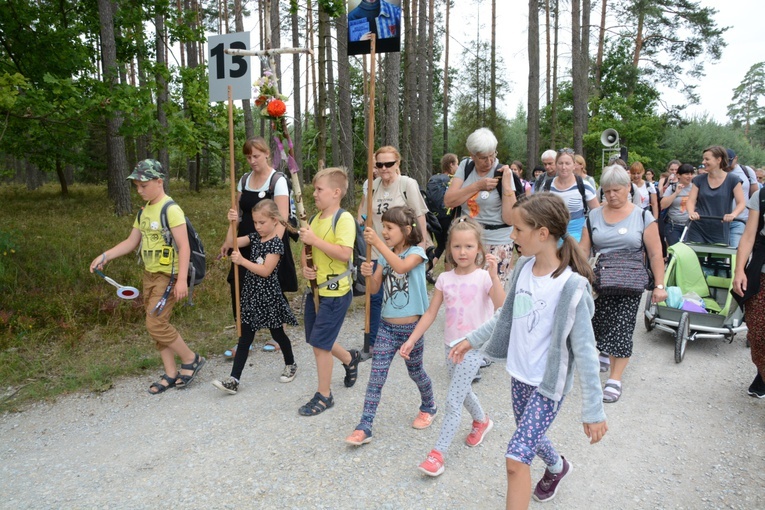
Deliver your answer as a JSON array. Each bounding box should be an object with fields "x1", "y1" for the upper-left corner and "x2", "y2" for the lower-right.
[{"x1": 643, "y1": 217, "x2": 748, "y2": 363}]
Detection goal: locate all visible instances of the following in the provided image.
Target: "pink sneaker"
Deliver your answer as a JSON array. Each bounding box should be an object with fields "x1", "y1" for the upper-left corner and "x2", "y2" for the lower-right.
[
  {"x1": 465, "y1": 415, "x2": 494, "y2": 447},
  {"x1": 412, "y1": 409, "x2": 437, "y2": 429},
  {"x1": 418, "y1": 449, "x2": 445, "y2": 477}
]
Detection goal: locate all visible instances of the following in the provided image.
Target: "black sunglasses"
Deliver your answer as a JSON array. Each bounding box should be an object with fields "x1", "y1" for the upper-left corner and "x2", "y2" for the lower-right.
[{"x1": 375, "y1": 161, "x2": 397, "y2": 169}]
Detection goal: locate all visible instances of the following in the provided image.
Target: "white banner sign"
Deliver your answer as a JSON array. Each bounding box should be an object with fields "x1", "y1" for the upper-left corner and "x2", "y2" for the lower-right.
[{"x1": 208, "y1": 32, "x2": 252, "y2": 102}]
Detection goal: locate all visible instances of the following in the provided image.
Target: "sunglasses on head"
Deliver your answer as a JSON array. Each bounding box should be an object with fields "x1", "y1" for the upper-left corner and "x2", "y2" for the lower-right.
[
  {"x1": 375, "y1": 161, "x2": 397, "y2": 169},
  {"x1": 558, "y1": 147, "x2": 575, "y2": 154}
]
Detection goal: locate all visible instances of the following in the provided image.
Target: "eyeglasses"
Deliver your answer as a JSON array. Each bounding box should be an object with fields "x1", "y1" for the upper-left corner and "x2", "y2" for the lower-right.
[
  {"x1": 558, "y1": 148, "x2": 575, "y2": 154},
  {"x1": 375, "y1": 161, "x2": 397, "y2": 169},
  {"x1": 472, "y1": 152, "x2": 496, "y2": 163}
]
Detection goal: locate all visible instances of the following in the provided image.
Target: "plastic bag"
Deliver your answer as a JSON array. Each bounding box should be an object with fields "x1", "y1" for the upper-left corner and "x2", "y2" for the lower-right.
[{"x1": 666, "y1": 286, "x2": 683, "y2": 308}]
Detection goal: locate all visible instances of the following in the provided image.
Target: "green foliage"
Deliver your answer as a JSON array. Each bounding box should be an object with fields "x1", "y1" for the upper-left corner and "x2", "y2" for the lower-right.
[
  {"x1": 614, "y1": 0, "x2": 728, "y2": 103},
  {"x1": 663, "y1": 116, "x2": 765, "y2": 168},
  {"x1": 727, "y1": 62, "x2": 765, "y2": 138}
]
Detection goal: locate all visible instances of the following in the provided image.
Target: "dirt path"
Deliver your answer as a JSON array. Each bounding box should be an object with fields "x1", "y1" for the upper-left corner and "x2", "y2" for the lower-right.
[{"x1": 1, "y1": 301, "x2": 764, "y2": 509}]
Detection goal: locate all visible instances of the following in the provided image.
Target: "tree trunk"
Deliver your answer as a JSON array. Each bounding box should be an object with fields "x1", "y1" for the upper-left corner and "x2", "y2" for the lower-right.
[
  {"x1": 336, "y1": 13, "x2": 354, "y2": 210},
  {"x1": 383, "y1": 53, "x2": 400, "y2": 148},
  {"x1": 572, "y1": 0, "x2": 582, "y2": 153},
  {"x1": 55, "y1": 156, "x2": 69, "y2": 196},
  {"x1": 526, "y1": 0, "x2": 540, "y2": 178},
  {"x1": 594, "y1": 0, "x2": 607, "y2": 97},
  {"x1": 401, "y1": 0, "x2": 414, "y2": 173},
  {"x1": 155, "y1": 8, "x2": 169, "y2": 179},
  {"x1": 185, "y1": 0, "x2": 200, "y2": 192},
  {"x1": 490, "y1": 0, "x2": 496, "y2": 133},
  {"x1": 425, "y1": 0, "x2": 435, "y2": 174},
  {"x1": 550, "y1": 0, "x2": 559, "y2": 149},
  {"x1": 414, "y1": 0, "x2": 428, "y2": 183},
  {"x1": 545, "y1": 0, "x2": 551, "y2": 106},
  {"x1": 326, "y1": 19, "x2": 340, "y2": 167},
  {"x1": 234, "y1": 0, "x2": 255, "y2": 139},
  {"x1": 98, "y1": 0, "x2": 131, "y2": 214},
  {"x1": 306, "y1": 0, "x2": 318, "y2": 135},
  {"x1": 442, "y1": 0, "x2": 450, "y2": 154},
  {"x1": 316, "y1": 5, "x2": 328, "y2": 171},
  {"x1": 291, "y1": 1, "x2": 303, "y2": 179}
]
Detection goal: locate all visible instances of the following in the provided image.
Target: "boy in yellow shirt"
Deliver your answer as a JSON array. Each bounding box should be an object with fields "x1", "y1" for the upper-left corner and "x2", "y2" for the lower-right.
[
  {"x1": 89, "y1": 160, "x2": 205, "y2": 394},
  {"x1": 298, "y1": 167, "x2": 361, "y2": 415}
]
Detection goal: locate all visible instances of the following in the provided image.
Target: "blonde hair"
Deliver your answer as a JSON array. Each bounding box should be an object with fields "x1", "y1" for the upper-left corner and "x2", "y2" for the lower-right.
[
  {"x1": 444, "y1": 217, "x2": 486, "y2": 268},
  {"x1": 514, "y1": 193, "x2": 594, "y2": 282},
  {"x1": 574, "y1": 154, "x2": 587, "y2": 175},
  {"x1": 375, "y1": 146, "x2": 402, "y2": 174},
  {"x1": 313, "y1": 167, "x2": 349, "y2": 197},
  {"x1": 252, "y1": 199, "x2": 297, "y2": 235}
]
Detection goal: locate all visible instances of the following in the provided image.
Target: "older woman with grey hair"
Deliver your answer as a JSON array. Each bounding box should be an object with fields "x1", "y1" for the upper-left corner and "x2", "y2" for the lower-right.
[
  {"x1": 580, "y1": 165, "x2": 667, "y2": 404},
  {"x1": 444, "y1": 128, "x2": 517, "y2": 285}
]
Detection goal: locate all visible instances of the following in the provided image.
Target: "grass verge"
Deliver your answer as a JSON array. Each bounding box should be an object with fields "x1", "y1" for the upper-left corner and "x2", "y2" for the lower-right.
[{"x1": 0, "y1": 181, "x2": 327, "y2": 412}]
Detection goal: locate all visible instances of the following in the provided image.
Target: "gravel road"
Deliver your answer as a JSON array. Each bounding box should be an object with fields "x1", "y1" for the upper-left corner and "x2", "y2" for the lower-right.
[{"x1": 2, "y1": 296, "x2": 764, "y2": 509}]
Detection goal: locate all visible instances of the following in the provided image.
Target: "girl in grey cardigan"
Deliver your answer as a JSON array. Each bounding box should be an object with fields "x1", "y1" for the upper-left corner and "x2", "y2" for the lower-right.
[{"x1": 450, "y1": 193, "x2": 607, "y2": 507}]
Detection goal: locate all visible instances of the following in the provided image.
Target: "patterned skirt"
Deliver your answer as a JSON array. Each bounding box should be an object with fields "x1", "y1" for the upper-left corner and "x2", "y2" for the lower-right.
[{"x1": 592, "y1": 294, "x2": 641, "y2": 358}]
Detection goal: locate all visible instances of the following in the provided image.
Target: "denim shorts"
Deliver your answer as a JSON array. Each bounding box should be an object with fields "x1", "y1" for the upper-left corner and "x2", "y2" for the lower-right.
[{"x1": 304, "y1": 289, "x2": 352, "y2": 351}]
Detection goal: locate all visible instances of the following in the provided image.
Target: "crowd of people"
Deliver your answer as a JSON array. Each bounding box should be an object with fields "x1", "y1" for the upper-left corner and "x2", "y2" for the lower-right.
[{"x1": 89, "y1": 131, "x2": 765, "y2": 509}]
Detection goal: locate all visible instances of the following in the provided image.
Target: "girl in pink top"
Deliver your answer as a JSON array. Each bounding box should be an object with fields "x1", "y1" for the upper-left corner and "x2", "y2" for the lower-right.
[{"x1": 400, "y1": 217, "x2": 505, "y2": 476}]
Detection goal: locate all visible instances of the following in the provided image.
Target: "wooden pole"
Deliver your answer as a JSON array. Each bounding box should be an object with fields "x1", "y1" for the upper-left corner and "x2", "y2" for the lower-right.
[
  {"x1": 228, "y1": 86, "x2": 242, "y2": 337},
  {"x1": 262, "y1": 0, "x2": 319, "y2": 311},
  {"x1": 363, "y1": 36, "x2": 377, "y2": 355}
]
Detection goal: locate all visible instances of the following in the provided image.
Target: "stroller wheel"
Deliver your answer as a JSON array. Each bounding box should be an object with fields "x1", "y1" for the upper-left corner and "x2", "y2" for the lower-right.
[{"x1": 675, "y1": 312, "x2": 690, "y2": 363}]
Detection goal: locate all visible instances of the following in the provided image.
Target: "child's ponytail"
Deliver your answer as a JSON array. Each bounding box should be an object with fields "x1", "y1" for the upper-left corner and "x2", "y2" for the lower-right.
[{"x1": 558, "y1": 233, "x2": 594, "y2": 283}]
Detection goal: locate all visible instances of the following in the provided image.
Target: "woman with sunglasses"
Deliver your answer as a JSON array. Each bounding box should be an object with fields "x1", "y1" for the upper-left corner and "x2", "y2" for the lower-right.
[
  {"x1": 362, "y1": 146, "x2": 431, "y2": 354},
  {"x1": 443, "y1": 128, "x2": 517, "y2": 287}
]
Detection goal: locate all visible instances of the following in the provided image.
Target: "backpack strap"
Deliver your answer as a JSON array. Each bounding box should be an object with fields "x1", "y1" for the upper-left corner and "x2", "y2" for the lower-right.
[
  {"x1": 268, "y1": 171, "x2": 287, "y2": 197},
  {"x1": 317, "y1": 208, "x2": 354, "y2": 289},
  {"x1": 575, "y1": 175, "x2": 588, "y2": 214},
  {"x1": 239, "y1": 172, "x2": 250, "y2": 192}
]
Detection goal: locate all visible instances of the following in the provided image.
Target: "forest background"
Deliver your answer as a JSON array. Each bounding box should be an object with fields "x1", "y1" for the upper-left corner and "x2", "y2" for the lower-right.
[{"x1": 2, "y1": 0, "x2": 765, "y2": 408}]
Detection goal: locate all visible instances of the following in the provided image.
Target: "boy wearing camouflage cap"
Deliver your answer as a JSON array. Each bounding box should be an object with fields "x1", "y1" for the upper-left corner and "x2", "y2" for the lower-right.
[{"x1": 89, "y1": 159, "x2": 206, "y2": 394}]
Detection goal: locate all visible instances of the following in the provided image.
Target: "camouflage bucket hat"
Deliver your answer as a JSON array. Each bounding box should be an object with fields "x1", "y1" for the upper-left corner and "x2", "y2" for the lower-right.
[{"x1": 126, "y1": 159, "x2": 164, "y2": 181}]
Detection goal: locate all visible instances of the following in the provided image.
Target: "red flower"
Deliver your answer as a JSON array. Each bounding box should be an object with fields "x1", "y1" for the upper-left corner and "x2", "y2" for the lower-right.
[
  {"x1": 255, "y1": 95, "x2": 268, "y2": 107},
  {"x1": 267, "y1": 99, "x2": 287, "y2": 118}
]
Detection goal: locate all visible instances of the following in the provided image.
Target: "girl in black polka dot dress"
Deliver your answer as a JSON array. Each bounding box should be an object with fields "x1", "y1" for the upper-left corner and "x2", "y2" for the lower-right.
[{"x1": 212, "y1": 200, "x2": 299, "y2": 394}]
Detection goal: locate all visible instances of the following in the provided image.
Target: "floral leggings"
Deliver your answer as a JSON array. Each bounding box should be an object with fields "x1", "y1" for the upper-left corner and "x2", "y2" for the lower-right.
[
  {"x1": 356, "y1": 321, "x2": 436, "y2": 435},
  {"x1": 506, "y1": 378, "x2": 564, "y2": 466}
]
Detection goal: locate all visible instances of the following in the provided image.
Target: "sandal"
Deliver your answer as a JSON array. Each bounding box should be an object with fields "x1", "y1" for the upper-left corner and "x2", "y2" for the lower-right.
[
  {"x1": 343, "y1": 349, "x2": 361, "y2": 388},
  {"x1": 602, "y1": 382, "x2": 622, "y2": 403},
  {"x1": 148, "y1": 373, "x2": 177, "y2": 395},
  {"x1": 175, "y1": 353, "x2": 206, "y2": 389},
  {"x1": 298, "y1": 392, "x2": 334, "y2": 416}
]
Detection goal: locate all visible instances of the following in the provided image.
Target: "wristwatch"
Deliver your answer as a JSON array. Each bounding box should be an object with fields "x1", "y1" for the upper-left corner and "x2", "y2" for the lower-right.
[{"x1": 655, "y1": 284, "x2": 665, "y2": 290}]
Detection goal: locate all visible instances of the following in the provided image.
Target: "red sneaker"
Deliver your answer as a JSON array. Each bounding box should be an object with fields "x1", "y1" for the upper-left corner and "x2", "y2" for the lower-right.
[
  {"x1": 465, "y1": 415, "x2": 493, "y2": 447},
  {"x1": 418, "y1": 449, "x2": 445, "y2": 477}
]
